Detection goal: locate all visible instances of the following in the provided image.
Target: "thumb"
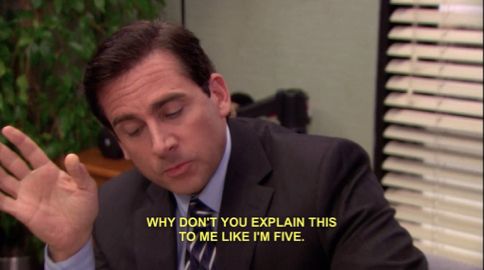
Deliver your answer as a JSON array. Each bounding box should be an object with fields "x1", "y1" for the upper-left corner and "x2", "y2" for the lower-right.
[{"x1": 64, "y1": 153, "x2": 92, "y2": 190}]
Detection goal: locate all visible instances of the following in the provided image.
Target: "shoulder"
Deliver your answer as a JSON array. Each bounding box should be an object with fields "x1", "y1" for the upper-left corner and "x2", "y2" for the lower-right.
[
  {"x1": 228, "y1": 117, "x2": 373, "y2": 201},
  {"x1": 229, "y1": 117, "x2": 368, "y2": 165},
  {"x1": 230, "y1": 118, "x2": 376, "y2": 202}
]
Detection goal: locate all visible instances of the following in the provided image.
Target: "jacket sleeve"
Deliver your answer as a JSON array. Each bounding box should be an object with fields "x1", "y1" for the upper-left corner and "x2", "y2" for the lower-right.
[{"x1": 93, "y1": 236, "x2": 112, "y2": 270}]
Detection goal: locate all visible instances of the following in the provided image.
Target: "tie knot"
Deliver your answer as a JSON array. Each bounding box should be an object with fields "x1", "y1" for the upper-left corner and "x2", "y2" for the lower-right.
[{"x1": 188, "y1": 197, "x2": 215, "y2": 218}]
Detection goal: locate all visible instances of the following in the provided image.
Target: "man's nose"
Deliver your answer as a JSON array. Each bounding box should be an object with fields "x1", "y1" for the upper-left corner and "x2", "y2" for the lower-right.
[{"x1": 149, "y1": 125, "x2": 177, "y2": 157}]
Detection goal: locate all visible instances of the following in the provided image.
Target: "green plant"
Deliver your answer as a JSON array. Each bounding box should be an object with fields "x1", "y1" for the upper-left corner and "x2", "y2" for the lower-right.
[{"x1": 0, "y1": 0, "x2": 165, "y2": 263}]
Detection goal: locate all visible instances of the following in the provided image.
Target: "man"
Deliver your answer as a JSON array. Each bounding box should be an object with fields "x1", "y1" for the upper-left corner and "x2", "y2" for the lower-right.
[{"x1": 0, "y1": 20, "x2": 427, "y2": 269}]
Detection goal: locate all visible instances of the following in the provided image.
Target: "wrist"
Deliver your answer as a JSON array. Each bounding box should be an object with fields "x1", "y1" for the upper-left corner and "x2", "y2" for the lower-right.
[{"x1": 48, "y1": 234, "x2": 92, "y2": 262}]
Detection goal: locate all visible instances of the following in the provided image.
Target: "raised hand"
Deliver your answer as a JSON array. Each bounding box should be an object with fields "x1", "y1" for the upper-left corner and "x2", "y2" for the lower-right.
[{"x1": 0, "y1": 126, "x2": 98, "y2": 261}]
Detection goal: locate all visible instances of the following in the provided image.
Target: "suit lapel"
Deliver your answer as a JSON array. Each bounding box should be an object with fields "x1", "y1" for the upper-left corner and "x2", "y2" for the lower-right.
[
  {"x1": 134, "y1": 182, "x2": 178, "y2": 270},
  {"x1": 216, "y1": 119, "x2": 274, "y2": 269}
]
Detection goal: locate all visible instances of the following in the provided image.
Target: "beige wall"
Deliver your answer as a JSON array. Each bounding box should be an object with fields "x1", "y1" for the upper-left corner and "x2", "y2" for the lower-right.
[{"x1": 163, "y1": 0, "x2": 380, "y2": 158}]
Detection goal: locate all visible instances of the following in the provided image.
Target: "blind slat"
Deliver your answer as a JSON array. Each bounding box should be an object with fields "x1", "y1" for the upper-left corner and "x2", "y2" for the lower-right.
[
  {"x1": 391, "y1": 0, "x2": 483, "y2": 6},
  {"x1": 389, "y1": 26, "x2": 483, "y2": 45},
  {"x1": 387, "y1": 43, "x2": 483, "y2": 64},
  {"x1": 384, "y1": 141, "x2": 483, "y2": 173},
  {"x1": 384, "y1": 92, "x2": 483, "y2": 117},
  {"x1": 391, "y1": 8, "x2": 483, "y2": 28},
  {"x1": 382, "y1": 157, "x2": 482, "y2": 190},
  {"x1": 385, "y1": 188, "x2": 482, "y2": 218},
  {"x1": 386, "y1": 59, "x2": 483, "y2": 82},
  {"x1": 383, "y1": 125, "x2": 483, "y2": 156},
  {"x1": 384, "y1": 109, "x2": 483, "y2": 137},
  {"x1": 401, "y1": 222, "x2": 483, "y2": 257},
  {"x1": 414, "y1": 239, "x2": 482, "y2": 268},
  {"x1": 386, "y1": 76, "x2": 483, "y2": 100},
  {"x1": 382, "y1": 172, "x2": 483, "y2": 202},
  {"x1": 393, "y1": 205, "x2": 483, "y2": 237}
]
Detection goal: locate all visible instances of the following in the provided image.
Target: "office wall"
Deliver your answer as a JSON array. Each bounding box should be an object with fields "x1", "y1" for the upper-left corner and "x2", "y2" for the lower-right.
[{"x1": 164, "y1": 0, "x2": 380, "y2": 158}]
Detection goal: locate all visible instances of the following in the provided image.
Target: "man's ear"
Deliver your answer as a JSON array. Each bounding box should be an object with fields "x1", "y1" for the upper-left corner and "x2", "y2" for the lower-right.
[{"x1": 208, "y1": 73, "x2": 231, "y2": 117}]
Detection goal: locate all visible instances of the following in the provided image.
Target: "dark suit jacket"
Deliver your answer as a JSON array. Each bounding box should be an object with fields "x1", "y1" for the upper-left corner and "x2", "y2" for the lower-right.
[{"x1": 93, "y1": 118, "x2": 427, "y2": 269}]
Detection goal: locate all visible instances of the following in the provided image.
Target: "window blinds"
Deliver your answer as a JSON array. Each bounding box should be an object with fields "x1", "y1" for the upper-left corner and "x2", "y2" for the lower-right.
[{"x1": 379, "y1": 0, "x2": 483, "y2": 267}]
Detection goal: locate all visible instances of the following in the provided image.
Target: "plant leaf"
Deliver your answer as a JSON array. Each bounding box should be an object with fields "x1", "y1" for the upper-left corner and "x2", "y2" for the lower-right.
[
  {"x1": 18, "y1": 34, "x2": 33, "y2": 48},
  {"x1": 16, "y1": 75, "x2": 29, "y2": 104},
  {"x1": 94, "y1": 0, "x2": 105, "y2": 13},
  {"x1": 32, "y1": 0, "x2": 43, "y2": 9},
  {"x1": 0, "y1": 60, "x2": 5, "y2": 77}
]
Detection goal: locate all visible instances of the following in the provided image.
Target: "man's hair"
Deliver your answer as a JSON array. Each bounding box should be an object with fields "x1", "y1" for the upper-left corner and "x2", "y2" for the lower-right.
[{"x1": 83, "y1": 20, "x2": 215, "y2": 128}]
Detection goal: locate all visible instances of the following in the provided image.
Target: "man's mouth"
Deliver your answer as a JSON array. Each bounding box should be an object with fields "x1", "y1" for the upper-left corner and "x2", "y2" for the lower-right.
[{"x1": 163, "y1": 161, "x2": 192, "y2": 177}]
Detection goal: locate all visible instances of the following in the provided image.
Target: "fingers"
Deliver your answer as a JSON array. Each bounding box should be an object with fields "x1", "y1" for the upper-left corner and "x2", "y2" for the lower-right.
[
  {"x1": 0, "y1": 166, "x2": 20, "y2": 198},
  {"x1": 0, "y1": 142, "x2": 31, "y2": 179},
  {"x1": 1, "y1": 126, "x2": 50, "y2": 169},
  {"x1": 64, "y1": 154, "x2": 92, "y2": 190},
  {"x1": 0, "y1": 190, "x2": 16, "y2": 215}
]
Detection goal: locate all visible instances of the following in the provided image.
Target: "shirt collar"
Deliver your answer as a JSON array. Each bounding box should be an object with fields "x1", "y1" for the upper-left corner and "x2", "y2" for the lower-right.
[{"x1": 173, "y1": 126, "x2": 231, "y2": 216}]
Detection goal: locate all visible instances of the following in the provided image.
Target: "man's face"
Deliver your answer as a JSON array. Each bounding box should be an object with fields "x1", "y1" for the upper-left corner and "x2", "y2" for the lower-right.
[{"x1": 98, "y1": 51, "x2": 231, "y2": 195}]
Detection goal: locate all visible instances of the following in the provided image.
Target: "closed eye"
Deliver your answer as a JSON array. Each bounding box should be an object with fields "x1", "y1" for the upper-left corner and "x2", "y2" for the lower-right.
[
  {"x1": 164, "y1": 107, "x2": 183, "y2": 119},
  {"x1": 119, "y1": 123, "x2": 144, "y2": 137},
  {"x1": 127, "y1": 127, "x2": 142, "y2": 137}
]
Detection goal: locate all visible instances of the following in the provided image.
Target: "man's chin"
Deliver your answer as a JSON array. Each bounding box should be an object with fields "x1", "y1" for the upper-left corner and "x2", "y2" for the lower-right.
[
  {"x1": 154, "y1": 178, "x2": 206, "y2": 196},
  {"x1": 169, "y1": 186, "x2": 204, "y2": 196}
]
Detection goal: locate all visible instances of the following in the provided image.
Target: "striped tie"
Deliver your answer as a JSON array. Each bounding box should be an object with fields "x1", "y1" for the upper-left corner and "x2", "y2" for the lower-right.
[{"x1": 184, "y1": 197, "x2": 217, "y2": 270}]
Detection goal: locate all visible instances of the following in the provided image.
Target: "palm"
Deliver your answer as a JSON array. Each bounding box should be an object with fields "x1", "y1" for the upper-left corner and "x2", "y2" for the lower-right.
[
  {"x1": 15, "y1": 162, "x2": 97, "y2": 248},
  {"x1": 0, "y1": 126, "x2": 98, "y2": 256}
]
